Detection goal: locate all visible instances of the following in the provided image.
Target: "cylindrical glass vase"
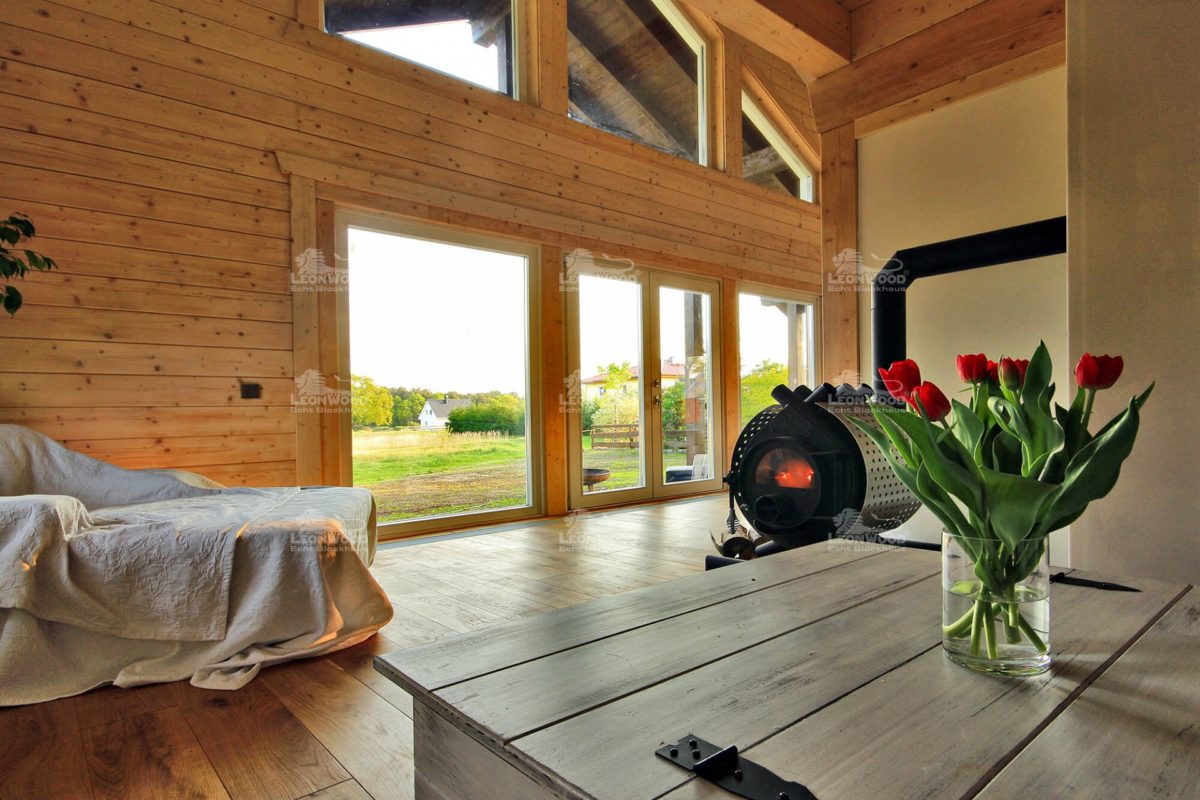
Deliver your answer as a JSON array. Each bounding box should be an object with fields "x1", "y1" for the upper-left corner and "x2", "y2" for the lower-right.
[{"x1": 942, "y1": 531, "x2": 1051, "y2": 676}]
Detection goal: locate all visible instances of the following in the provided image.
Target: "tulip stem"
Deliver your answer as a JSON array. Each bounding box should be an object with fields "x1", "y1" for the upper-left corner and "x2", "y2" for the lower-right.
[{"x1": 1081, "y1": 388, "x2": 1096, "y2": 434}]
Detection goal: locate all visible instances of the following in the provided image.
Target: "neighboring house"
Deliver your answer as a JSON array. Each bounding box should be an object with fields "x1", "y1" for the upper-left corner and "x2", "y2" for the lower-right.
[
  {"x1": 580, "y1": 359, "x2": 686, "y2": 404},
  {"x1": 418, "y1": 398, "x2": 472, "y2": 429}
]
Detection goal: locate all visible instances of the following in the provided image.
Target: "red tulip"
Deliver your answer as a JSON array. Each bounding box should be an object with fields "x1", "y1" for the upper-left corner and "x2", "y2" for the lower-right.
[
  {"x1": 907, "y1": 381, "x2": 951, "y2": 422},
  {"x1": 878, "y1": 359, "x2": 921, "y2": 401},
  {"x1": 986, "y1": 360, "x2": 999, "y2": 383},
  {"x1": 1075, "y1": 353, "x2": 1124, "y2": 390},
  {"x1": 956, "y1": 353, "x2": 990, "y2": 383},
  {"x1": 998, "y1": 357, "x2": 1029, "y2": 390}
]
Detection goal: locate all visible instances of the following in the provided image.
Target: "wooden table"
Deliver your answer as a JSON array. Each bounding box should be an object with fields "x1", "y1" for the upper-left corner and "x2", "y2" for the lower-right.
[{"x1": 376, "y1": 544, "x2": 1198, "y2": 800}]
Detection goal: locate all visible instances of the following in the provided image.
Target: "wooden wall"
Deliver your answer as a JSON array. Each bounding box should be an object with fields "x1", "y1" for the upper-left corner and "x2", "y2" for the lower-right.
[{"x1": 0, "y1": 0, "x2": 823, "y2": 486}]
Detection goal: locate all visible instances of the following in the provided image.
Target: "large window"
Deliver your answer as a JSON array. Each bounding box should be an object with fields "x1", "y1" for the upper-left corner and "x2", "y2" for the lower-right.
[
  {"x1": 738, "y1": 290, "x2": 816, "y2": 424},
  {"x1": 567, "y1": 0, "x2": 707, "y2": 163},
  {"x1": 325, "y1": 0, "x2": 516, "y2": 96},
  {"x1": 343, "y1": 216, "x2": 536, "y2": 530},
  {"x1": 741, "y1": 93, "x2": 814, "y2": 202}
]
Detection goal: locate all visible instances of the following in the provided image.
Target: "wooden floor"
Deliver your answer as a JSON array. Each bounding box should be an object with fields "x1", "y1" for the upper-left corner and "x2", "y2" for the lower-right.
[{"x1": 0, "y1": 496, "x2": 727, "y2": 800}]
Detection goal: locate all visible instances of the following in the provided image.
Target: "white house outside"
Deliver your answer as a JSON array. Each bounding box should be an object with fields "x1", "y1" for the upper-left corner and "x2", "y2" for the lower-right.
[{"x1": 418, "y1": 398, "x2": 472, "y2": 429}]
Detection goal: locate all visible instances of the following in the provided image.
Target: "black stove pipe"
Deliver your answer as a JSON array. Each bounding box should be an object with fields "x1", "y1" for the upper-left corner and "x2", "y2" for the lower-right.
[{"x1": 872, "y1": 217, "x2": 1067, "y2": 392}]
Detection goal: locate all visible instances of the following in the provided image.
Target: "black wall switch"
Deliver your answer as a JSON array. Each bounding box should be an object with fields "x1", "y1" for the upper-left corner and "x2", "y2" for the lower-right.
[{"x1": 240, "y1": 382, "x2": 263, "y2": 399}]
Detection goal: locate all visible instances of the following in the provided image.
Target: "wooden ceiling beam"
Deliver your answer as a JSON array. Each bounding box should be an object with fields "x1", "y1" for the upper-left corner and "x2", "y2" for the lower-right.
[
  {"x1": 683, "y1": 0, "x2": 851, "y2": 80},
  {"x1": 810, "y1": 0, "x2": 1064, "y2": 133}
]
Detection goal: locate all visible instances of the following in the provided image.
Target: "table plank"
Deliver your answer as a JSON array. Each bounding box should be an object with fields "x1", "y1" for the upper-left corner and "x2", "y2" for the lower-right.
[
  {"x1": 377, "y1": 543, "x2": 894, "y2": 692},
  {"x1": 435, "y1": 547, "x2": 938, "y2": 740},
  {"x1": 977, "y1": 589, "x2": 1198, "y2": 800},
  {"x1": 509, "y1": 575, "x2": 943, "y2": 800},
  {"x1": 657, "y1": 571, "x2": 1188, "y2": 800}
]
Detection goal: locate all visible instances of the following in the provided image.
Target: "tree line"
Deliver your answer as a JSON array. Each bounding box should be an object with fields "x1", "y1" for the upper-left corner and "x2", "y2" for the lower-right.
[{"x1": 351, "y1": 374, "x2": 525, "y2": 435}]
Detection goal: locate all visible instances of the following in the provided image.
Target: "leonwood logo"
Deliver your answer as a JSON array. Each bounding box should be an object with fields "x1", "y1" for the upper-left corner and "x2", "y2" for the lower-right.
[
  {"x1": 560, "y1": 248, "x2": 637, "y2": 291},
  {"x1": 826, "y1": 248, "x2": 907, "y2": 292},
  {"x1": 291, "y1": 247, "x2": 348, "y2": 292},
  {"x1": 292, "y1": 369, "x2": 351, "y2": 412}
]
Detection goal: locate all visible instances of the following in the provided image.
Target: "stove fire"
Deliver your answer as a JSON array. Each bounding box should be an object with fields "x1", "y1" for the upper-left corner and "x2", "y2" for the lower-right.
[{"x1": 755, "y1": 450, "x2": 815, "y2": 489}]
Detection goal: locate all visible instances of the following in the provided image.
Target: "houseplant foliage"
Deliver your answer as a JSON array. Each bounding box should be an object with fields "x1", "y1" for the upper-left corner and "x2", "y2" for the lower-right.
[
  {"x1": 857, "y1": 343, "x2": 1152, "y2": 674},
  {"x1": 1, "y1": 212, "x2": 57, "y2": 316}
]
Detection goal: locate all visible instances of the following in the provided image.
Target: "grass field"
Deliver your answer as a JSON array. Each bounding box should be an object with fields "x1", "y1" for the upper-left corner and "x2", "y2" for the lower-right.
[{"x1": 353, "y1": 428, "x2": 688, "y2": 522}]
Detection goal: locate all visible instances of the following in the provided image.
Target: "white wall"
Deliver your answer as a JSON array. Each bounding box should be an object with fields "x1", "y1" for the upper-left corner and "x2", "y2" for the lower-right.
[
  {"x1": 1067, "y1": 0, "x2": 1200, "y2": 582},
  {"x1": 855, "y1": 69, "x2": 1069, "y2": 559}
]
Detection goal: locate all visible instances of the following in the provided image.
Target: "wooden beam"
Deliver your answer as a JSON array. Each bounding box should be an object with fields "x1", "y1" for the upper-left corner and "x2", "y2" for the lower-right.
[
  {"x1": 683, "y1": 0, "x2": 850, "y2": 79},
  {"x1": 850, "y1": 0, "x2": 987, "y2": 60},
  {"x1": 810, "y1": 0, "x2": 1064, "y2": 132},
  {"x1": 819, "y1": 123, "x2": 858, "y2": 383},
  {"x1": 854, "y1": 41, "x2": 1064, "y2": 138},
  {"x1": 742, "y1": 146, "x2": 788, "y2": 181},
  {"x1": 566, "y1": 29, "x2": 687, "y2": 158},
  {"x1": 521, "y1": 0, "x2": 568, "y2": 114},
  {"x1": 287, "y1": 174, "x2": 322, "y2": 485},
  {"x1": 720, "y1": 277, "x2": 740, "y2": 467},
  {"x1": 540, "y1": 246, "x2": 569, "y2": 517}
]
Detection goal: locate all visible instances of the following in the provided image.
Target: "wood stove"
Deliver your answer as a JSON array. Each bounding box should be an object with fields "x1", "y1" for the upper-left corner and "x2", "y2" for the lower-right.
[{"x1": 726, "y1": 383, "x2": 921, "y2": 549}]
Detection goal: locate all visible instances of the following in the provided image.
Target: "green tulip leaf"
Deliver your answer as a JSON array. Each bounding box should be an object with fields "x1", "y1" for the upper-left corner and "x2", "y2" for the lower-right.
[
  {"x1": 1021, "y1": 342, "x2": 1054, "y2": 404},
  {"x1": 1037, "y1": 393, "x2": 1144, "y2": 535},
  {"x1": 978, "y1": 465, "x2": 1058, "y2": 551},
  {"x1": 950, "y1": 399, "x2": 985, "y2": 457},
  {"x1": 885, "y1": 409, "x2": 983, "y2": 516}
]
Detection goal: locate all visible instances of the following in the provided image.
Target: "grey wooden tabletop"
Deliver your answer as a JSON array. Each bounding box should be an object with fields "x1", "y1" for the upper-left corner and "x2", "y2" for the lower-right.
[{"x1": 377, "y1": 543, "x2": 1198, "y2": 800}]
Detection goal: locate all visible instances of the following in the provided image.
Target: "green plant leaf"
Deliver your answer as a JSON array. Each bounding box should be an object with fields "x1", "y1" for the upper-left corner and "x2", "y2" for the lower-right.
[
  {"x1": 885, "y1": 408, "x2": 983, "y2": 516},
  {"x1": 978, "y1": 464, "x2": 1058, "y2": 550},
  {"x1": 3, "y1": 285, "x2": 23, "y2": 316},
  {"x1": 1036, "y1": 393, "x2": 1145, "y2": 535},
  {"x1": 950, "y1": 399, "x2": 985, "y2": 457},
  {"x1": 990, "y1": 429, "x2": 1023, "y2": 474},
  {"x1": 915, "y1": 461, "x2": 971, "y2": 538},
  {"x1": 1020, "y1": 341, "x2": 1053, "y2": 404}
]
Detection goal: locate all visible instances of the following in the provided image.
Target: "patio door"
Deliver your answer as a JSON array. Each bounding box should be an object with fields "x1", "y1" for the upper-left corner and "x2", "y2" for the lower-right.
[{"x1": 566, "y1": 256, "x2": 722, "y2": 509}]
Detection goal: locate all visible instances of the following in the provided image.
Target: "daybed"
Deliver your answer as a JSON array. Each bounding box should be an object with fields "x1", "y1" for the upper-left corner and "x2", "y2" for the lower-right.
[{"x1": 0, "y1": 425, "x2": 393, "y2": 705}]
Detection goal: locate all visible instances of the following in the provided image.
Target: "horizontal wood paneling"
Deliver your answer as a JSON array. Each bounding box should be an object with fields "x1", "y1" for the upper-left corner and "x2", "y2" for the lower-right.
[
  {"x1": 0, "y1": 0, "x2": 822, "y2": 488},
  {"x1": 0, "y1": 338, "x2": 293, "y2": 377},
  {"x1": 62, "y1": 433, "x2": 296, "y2": 469},
  {"x1": 1, "y1": 406, "x2": 295, "y2": 440}
]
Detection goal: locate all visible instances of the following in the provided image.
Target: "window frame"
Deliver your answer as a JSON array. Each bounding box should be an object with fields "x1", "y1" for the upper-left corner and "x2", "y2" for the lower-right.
[
  {"x1": 740, "y1": 92, "x2": 816, "y2": 203},
  {"x1": 312, "y1": 0, "x2": 525, "y2": 101},
  {"x1": 565, "y1": 0, "x2": 712, "y2": 167}
]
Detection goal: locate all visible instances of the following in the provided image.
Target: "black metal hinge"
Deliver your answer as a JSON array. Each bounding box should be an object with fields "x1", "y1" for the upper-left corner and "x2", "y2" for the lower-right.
[{"x1": 655, "y1": 734, "x2": 818, "y2": 800}]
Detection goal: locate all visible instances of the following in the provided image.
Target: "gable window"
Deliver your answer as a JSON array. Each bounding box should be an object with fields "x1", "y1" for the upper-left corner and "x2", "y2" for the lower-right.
[
  {"x1": 567, "y1": 0, "x2": 707, "y2": 164},
  {"x1": 741, "y1": 93, "x2": 814, "y2": 202},
  {"x1": 324, "y1": 0, "x2": 516, "y2": 97}
]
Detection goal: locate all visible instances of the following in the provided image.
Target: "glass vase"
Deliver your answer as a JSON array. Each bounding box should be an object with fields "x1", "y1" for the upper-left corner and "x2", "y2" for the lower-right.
[{"x1": 941, "y1": 531, "x2": 1051, "y2": 676}]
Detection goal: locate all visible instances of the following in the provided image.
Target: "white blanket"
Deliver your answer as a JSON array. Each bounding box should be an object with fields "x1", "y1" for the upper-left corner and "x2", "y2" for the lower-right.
[{"x1": 0, "y1": 425, "x2": 393, "y2": 705}]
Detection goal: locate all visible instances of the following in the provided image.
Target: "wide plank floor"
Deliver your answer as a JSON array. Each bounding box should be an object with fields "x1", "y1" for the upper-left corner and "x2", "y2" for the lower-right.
[{"x1": 0, "y1": 496, "x2": 727, "y2": 800}]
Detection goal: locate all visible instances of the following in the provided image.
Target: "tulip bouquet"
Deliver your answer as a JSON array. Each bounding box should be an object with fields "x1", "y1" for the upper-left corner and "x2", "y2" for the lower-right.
[{"x1": 857, "y1": 343, "x2": 1152, "y2": 671}]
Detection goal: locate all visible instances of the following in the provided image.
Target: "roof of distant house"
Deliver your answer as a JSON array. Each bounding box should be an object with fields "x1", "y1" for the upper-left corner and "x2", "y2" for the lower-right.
[
  {"x1": 423, "y1": 398, "x2": 473, "y2": 419},
  {"x1": 581, "y1": 359, "x2": 686, "y2": 384}
]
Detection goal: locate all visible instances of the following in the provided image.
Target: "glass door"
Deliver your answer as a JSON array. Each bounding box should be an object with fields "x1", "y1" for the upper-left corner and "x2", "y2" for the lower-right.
[
  {"x1": 566, "y1": 257, "x2": 652, "y2": 508},
  {"x1": 567, "y1": 256, "x2": 721, "y2": 508},
  {"x1": 650, "y1": 274, "x2": 722, "y2": 496}
]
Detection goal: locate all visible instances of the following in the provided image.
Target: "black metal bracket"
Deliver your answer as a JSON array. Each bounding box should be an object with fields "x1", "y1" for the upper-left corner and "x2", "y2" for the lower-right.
[{"x1": 655, "y1": 734, "x2": 818, "y2": 800}]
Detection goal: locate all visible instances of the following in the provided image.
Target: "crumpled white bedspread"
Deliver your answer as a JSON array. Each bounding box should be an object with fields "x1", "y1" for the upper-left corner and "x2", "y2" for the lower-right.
[{"x1": 0, "y1": 425, "x2": 393, "y2": 705}]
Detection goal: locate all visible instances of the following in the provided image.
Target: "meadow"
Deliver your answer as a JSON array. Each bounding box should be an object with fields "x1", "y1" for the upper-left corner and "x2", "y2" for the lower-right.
[{"x1": 352, "y1": 428, "x2": 685, "y2": 522}]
